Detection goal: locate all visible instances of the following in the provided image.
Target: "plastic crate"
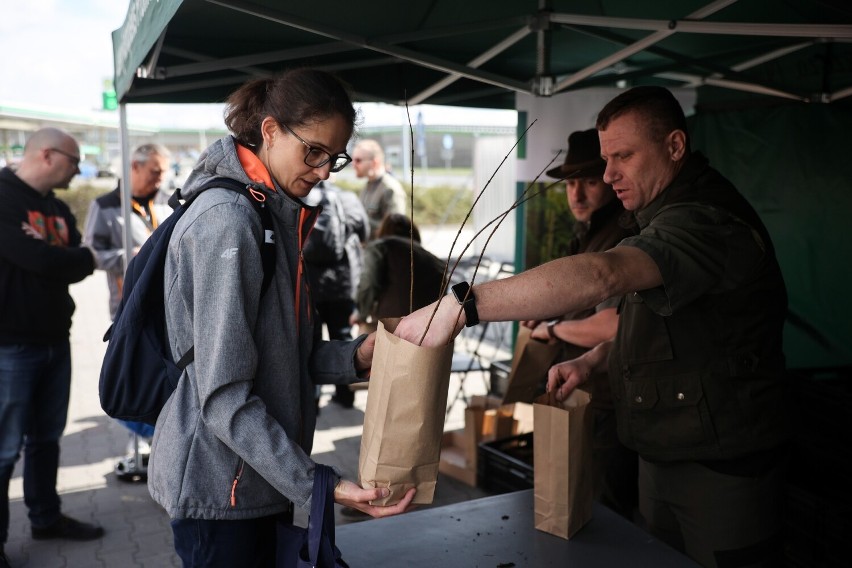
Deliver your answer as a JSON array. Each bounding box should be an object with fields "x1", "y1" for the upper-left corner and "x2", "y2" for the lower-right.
[{"x1": 477, "y1": 432, "x2": 533, "y2": 494}]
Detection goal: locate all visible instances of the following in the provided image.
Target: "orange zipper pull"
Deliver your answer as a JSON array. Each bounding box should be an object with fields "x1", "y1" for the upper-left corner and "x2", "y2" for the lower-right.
[{"x1": 230, "y1": 461, "x2": 245, "y2": 507}]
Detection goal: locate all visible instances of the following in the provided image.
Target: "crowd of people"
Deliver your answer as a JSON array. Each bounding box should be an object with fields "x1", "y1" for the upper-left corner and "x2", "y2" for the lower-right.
[{"x1": 0, "y1": 69, "x2": 790, "y2": 568}]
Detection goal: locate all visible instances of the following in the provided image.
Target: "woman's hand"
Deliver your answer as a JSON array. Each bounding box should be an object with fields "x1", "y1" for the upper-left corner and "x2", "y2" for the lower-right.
[{"x1": 333, "y1": 479, "x2": 416, "y2": 518}]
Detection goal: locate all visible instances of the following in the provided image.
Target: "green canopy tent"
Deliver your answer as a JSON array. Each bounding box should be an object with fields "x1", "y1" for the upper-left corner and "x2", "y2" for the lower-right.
[{"x1": 111, "y1": 0, "x2": 852, "y2": 368}]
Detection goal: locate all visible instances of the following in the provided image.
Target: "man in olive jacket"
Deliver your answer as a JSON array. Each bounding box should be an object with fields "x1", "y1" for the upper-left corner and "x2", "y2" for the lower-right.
[{"x1": 397, "y1": 87, "x2": 788, "y2": 568}]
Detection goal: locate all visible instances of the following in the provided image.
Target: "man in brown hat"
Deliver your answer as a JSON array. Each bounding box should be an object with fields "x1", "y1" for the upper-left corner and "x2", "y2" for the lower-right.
[{"x1": 524, "y1": 128, "x2": 638, "y2": 520}]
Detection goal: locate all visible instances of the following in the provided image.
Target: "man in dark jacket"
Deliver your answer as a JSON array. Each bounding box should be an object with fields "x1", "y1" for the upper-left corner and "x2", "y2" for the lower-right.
[
  {"x1": 0, "y1": 128, "x2": 101, "y2": 567},
  {"x1": 524, "y1": 128, "x2": 638, "y2": 520},
  {"x1": 304, "y1": 181, "x2": 369, "y2": 408},
  {"x1": 397, "y1": 87, "x2": 789, "y2": 568}
]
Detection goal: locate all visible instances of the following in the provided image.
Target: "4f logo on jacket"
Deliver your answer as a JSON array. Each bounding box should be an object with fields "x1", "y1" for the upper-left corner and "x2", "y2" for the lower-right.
[{"x1": 221, "y1": 247, "x2": 239, "y2": 258}]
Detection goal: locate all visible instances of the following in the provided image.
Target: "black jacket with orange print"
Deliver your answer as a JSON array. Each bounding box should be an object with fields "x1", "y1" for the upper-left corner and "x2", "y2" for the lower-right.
[{"x1": 0, "y1": 167, "x2": 95, "y2": 344}]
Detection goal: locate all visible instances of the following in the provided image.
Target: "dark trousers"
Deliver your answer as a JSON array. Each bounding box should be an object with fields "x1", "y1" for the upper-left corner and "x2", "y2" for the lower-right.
[
  {"x1": 590, "y1": 407, "x2": 638, "y2": 520},
  {"x1": 315, "y1": 299, "x2": 355, "y2": 405},
  {"x1": 0, "y1": 342, "x2": 72, "y2": 544},
  {"x1": 639, "y1": 456, "x2": 785, "y2": 568},
  {"x1": 171, "y1": 511, "x2": 292, "y2": 568}
]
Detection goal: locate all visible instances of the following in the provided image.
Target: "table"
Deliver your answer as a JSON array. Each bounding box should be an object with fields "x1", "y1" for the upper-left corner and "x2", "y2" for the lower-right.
[{"x1": 336, "y1": 489, "x2": 699, "y2": 567}]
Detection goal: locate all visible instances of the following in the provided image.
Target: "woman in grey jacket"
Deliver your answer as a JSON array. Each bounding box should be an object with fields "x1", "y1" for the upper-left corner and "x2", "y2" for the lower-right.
[{"x1": 150, "y1": 69, "x2": 415, "y2": 566}]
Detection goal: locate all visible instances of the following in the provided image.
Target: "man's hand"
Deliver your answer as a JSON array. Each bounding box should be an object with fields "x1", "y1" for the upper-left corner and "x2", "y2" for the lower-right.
[
  {"x1": 394, "y1": 296, "x2": 465, "y2": 347},
  {"x1": 354, "y1": 332, "x2": 375, "y2": 378},
  {"x1": 520, "y1": 320, "x2": 541, "y2": 330},
  {"x1": 529, "y1": 321, "x2": 556, "y2": 343},
  {"x1": 546, "y1": 358, "x2": 591, "y2": 402},
  {"x1": 333, "y1": 479, "x2": 416, "y2": 518}
]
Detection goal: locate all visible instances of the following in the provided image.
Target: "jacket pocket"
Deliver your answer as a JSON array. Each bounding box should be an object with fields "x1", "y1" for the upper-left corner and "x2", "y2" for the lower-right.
[
  {"x1": 618, "y1": 292, "x2": 674, "y2": 365},
  {"x1": 622, "y1": 373, "x2": 716, "y2": 452}
]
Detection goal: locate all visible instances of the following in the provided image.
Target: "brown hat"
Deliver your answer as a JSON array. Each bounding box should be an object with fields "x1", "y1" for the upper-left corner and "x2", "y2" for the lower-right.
[{"x1": 546, "y1": 128, "x2": 606, "y2": 180}]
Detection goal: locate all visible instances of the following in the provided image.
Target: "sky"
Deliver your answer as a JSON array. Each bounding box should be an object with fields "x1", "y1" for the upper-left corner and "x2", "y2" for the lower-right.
[{"x1": 0, "y1": 0, "x2": 517, "y2": 130}]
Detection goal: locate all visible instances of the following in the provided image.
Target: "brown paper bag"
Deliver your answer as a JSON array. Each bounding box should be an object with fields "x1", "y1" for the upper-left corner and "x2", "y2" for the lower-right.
[
  {"x1": 502, "y1": 326, "x2": 564, "y2": 404},
  {"x1": 533, "y1": 389, "x2": 594, "y2": 539},
  {"x1": 358, "y1": 318, "x2": 453, "y2": 506}
]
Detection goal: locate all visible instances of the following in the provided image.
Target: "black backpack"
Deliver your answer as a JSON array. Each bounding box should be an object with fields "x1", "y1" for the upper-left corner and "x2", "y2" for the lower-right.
[
  {"x1": 98, "y1": 178, "x2": 275, "y2": 425},
  {"x1": 302, "y1": 184, "x2": 346, "y2": 266}
]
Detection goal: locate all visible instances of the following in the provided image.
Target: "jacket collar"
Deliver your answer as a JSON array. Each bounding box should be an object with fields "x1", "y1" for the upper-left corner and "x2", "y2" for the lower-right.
[{"x1": 633, "y1": 152, "x2": 710, "y2": 229}]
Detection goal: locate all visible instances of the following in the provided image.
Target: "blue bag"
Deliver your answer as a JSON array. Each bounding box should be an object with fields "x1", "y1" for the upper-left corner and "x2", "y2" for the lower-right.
[
  {"x1": 98, "y1": 178, "x2": 275, "y2": 425},
  {"x1": 277, "y1": 464, "x2": 349, "y2": 568}
]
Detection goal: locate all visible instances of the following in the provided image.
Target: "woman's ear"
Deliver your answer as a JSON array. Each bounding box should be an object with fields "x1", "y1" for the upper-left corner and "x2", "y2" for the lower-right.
[{"x1": 260, "y1": 116, "x2": 278, "y2": 148}]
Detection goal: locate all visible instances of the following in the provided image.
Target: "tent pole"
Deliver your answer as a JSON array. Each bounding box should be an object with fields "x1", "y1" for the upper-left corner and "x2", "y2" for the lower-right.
[{"x1": 119, "y1": 104, "x2": 133, "y2": 276}]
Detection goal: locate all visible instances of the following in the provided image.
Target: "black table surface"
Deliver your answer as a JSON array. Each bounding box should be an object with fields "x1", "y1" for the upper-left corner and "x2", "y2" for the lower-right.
[{"x1": 336, "y1": 489, "x2": 699, "y2": 567}]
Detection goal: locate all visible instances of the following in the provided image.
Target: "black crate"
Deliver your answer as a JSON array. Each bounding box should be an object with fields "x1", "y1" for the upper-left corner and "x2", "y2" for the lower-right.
[{"x1": 477, "y1": 432, "x2": 534, "y2": 494}]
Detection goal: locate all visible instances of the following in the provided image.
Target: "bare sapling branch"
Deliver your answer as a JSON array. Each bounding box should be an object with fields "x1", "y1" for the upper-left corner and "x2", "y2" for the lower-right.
[
  {"x1": 416, "y1": 125, "x2": 567, "y2": 345},
  {"x1": 405, "y1": 98, "x2": 416, "y2": 314},
  {"x1": 444, "y1": 154, "x2": 566, "y2": 341}
]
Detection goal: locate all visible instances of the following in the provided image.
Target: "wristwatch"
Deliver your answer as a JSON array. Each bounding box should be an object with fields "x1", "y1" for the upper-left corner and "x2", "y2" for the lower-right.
[
  {"x1": 451, "y1": 281, "x2": 480, "y2": 327},
  {"x1": 546, "y1": 319, "x2": 559, "y2": 341}
]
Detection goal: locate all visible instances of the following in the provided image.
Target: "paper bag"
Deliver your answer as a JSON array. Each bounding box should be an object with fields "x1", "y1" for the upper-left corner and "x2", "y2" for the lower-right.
[
  {"x1": 533, "y1": 389, "x2": 594, "y2": 539},
  {"x1": 359, "y1": 318, "x2": 453, "y2": 506},
  {"x1": 502, "y1": 326, "x2": 564, "y2": 404}
]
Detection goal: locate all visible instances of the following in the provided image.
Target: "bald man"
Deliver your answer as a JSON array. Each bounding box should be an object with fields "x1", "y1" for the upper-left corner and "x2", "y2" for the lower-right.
[
  {"x1": 0, "y1": 128, "x2": 102, "y2": 564},
  {"x1": 352, "y1": 139, "x2": 406, "y2": 239}
]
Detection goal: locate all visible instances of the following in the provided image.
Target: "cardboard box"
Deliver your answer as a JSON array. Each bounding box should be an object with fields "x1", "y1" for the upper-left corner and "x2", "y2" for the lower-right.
[{"x1": 439, "y1": 395, "x2": 534, "y2": 487}]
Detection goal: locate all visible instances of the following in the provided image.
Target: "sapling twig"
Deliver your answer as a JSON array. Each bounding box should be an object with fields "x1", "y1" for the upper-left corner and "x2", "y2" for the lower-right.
[
  {"x1": 443, "y1": 155, "x2": 566, "y2": 343},
  {"x1": 405, "y1": 99, "x2": 416, "y2": 314},
  {"x1": 414, "y1": 121, "x2": 539, "y2": 345},
  {"x1": 417, "y1": 135, "x2": 567, "y2": 345},
  {"x1": 439, "y1": 120, "x2": 538, "y2": 288}
]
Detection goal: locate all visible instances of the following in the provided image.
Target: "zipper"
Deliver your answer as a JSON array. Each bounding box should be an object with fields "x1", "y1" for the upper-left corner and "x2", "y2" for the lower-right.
[
  {"x1": 296, "y1": 207, "x2": 318, "y2": 328},
  {"x1": 229, "y1": 459, "x2": 245, "y2": 507}
]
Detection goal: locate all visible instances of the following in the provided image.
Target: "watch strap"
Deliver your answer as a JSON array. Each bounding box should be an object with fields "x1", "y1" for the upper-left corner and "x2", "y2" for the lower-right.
[{"x1": 451, "y1": 281, "x2": 480, "y2": 327}]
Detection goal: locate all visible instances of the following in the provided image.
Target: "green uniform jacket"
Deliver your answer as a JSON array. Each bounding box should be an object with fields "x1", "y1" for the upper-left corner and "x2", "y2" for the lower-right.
[{"x1": 609, "y1": 153, "x2": 789, "y2": 462}]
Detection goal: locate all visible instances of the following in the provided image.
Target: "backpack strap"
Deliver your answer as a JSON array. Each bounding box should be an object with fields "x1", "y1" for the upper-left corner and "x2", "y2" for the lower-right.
[{"x1": 171, "y1": 177, "x2": 277, "y2": 370}]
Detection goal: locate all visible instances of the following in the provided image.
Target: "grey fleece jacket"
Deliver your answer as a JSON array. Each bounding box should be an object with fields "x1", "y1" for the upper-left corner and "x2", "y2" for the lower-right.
[{"x1": 148, "y1": 136, "x2": 365, "y2": 520}]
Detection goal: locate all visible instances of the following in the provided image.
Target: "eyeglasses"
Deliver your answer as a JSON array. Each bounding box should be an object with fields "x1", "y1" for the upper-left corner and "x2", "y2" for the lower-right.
[
  {"x1": 280, "y1": 123, "x2": 351, "y2": 173},
  {"x1": 50, "y1": 148, "x2": 81, "y2": 167}
]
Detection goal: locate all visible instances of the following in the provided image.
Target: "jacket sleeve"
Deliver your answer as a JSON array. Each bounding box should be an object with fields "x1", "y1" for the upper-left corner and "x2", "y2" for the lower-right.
[
  {"x1": 356, "y1": 241, "x2": 386, "y2": 318},
  {"x1": 383, "y1": 182, "x2": 406, "y2": 217},
  {"x1": 0, "y1": 198, "x2": 95, "y2": 283},
  {"x1": 309, "y1": 334, "x2": 368, "y2": 385},
  {"x1": 82, "y1": 198, "x2": 125, "y2": 272},
  {"x1": 341, "y1": 191, "x2": 369, "y2": 243}
]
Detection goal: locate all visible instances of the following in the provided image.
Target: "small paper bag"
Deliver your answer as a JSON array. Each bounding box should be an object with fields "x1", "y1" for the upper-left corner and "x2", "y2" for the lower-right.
[
  {"x1": 358, "y1": 318, "x2": 453, "y2": 506},
  {"x1": 502, "y1": 326, "x2": 564, "y2": 404},
  {"x1": 533, "y1": 389, "x2": 594, "y2": 539}
]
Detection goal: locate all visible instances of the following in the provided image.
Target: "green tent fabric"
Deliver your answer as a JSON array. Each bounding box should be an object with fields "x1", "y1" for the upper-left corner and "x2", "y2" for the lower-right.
[
  {"x1": 111, "y1": 0, "x2": 852, "y2": 370},
  {"x1": 690, "y1": 103, "x2": 852, "y2": 368}
]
